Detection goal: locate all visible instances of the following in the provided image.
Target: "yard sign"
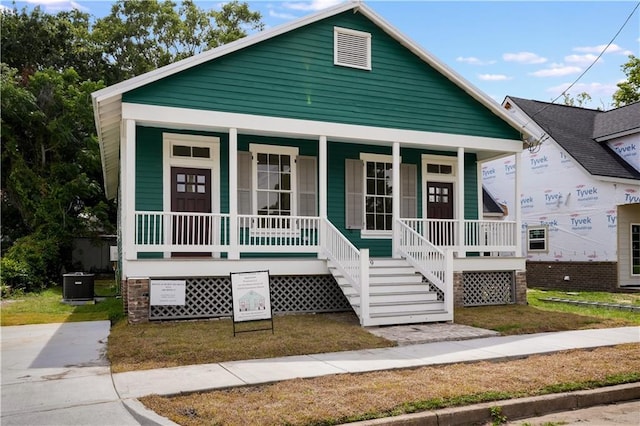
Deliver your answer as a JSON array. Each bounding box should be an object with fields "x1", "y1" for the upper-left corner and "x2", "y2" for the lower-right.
[{"x1": 230, "y1": 270, "x2": 274, "y2": 336}]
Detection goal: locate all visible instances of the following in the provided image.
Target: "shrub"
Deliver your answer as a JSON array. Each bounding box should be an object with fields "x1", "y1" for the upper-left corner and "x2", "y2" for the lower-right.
[{"x1": 1, "y1": 234, "x2": 61, "y2": 292}]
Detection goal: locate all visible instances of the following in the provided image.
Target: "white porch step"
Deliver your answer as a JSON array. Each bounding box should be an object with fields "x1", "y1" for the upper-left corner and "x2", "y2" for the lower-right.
[{"x1": 327, "y1": 256, "x2": 450, "y2": 327}]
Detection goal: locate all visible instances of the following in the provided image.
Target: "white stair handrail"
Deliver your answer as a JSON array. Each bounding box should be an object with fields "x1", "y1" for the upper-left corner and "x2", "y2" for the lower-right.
[
  {"x1": 396, "y1": 219, "x2": 453, "y2": 315},
  {"x1": 321, "y1": 219, "x2": 370, "y2": 325}
]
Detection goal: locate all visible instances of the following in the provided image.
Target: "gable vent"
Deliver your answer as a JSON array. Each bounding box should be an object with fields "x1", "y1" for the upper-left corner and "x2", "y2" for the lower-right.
[{"x1": 334, "y1": 27, "x2": 371, "y2": 70}]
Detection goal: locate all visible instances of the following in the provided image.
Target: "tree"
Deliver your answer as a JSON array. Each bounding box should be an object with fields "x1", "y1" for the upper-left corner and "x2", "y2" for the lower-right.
[
  {"x1": 561, "y1": 92, "x2": 592, "y2": 107},
  {"x1": 92, "y1": 0, "x2": 263, "y2": 82},
  {"x1": 1, "y1": 0, "x2": 264, "y2": 289},
  {"x1": 613, "y1": 55, "x2": 640, "y2": 107},
  {"x1": 0, "y1": 5, "x2": 110, "y2": 83}
]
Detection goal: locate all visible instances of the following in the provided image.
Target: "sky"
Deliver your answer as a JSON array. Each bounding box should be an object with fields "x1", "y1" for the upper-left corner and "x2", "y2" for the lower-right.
[{"x1": 3, "y1": 0, "x2": 639, "y2": 109}]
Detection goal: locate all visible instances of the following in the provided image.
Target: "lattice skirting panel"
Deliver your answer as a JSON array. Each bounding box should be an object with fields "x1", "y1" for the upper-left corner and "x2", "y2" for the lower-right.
[
  {"x1": 150, "y1": 275, "x2": 351, "y2": 320},
  {"x1": 463, "y1": 271, "x2": 514, "y2": 306},
  {"x1": 422, "y1": 276, "x2": 445, "y2": 301}
]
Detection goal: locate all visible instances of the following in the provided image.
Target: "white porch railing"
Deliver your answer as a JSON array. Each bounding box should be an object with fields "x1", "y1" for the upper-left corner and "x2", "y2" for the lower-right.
[
  {"x1": 134, "y1": 211, "x2": 230, "y2": 252},
  {"x1": 401, "y1": 219, "x2": 517, "y2": 254},
  {"x1": 396, "y1": 219, "x2": 453, "y2": 316},
  {"x1": 322, "y1": 218, "x2": 369, "y2": 324},
  {"x1": 237, "y1": 215, "x2": 320, "y2": 252},
  {"x1": 134, "y1": 212, "x2": 321, "y2": 253}
]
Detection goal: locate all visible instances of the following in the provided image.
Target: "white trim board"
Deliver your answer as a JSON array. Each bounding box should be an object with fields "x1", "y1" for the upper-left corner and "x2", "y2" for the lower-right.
[{"x1": 123, "y1": 103, "x2": 523, "y2": 155}]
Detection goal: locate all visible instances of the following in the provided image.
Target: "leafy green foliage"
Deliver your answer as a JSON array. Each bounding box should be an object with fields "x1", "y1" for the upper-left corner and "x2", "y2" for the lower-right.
[
  {"x1": 613, "y1": 55, "x2": 640, "y2": 107},
  {"x1": 1, "y1": 1, "x2": 264, "y2": 292},
  {"x1": 1, "y1": 233, "x2": 61, "y2": 291},
  {"x1": 92, "y1": 0, "x2": 263, "y2": 82}
]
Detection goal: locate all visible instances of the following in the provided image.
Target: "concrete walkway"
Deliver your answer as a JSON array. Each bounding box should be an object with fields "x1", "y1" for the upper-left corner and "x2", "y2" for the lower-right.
[
  {"x1": 112, "y1": 326, "x2": 640, "y2": 399},
  {"x1": 2, "y1": 322, "x2": 639, "y2": 426}
]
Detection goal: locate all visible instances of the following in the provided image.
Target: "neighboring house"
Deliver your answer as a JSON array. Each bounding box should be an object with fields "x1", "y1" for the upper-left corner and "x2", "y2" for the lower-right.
[
  {"x1": 92, "y1": 2, "x2": 532, "y2": 326},
  {"x1": 483, "y1": 97, "x2": 640, "y2": 291}
]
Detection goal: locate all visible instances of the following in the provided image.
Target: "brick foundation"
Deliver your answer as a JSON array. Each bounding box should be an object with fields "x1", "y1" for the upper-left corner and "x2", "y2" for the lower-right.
[
  {"x1": 515, "y1": 270, "x2": 527, "y2": 305},
  {"x1": 526, "y1": 261, "x2": 618, "y2": 292},
  {"x1": 126, "y1": 278, "x2": 150, "y2": 323},
  {"x1": 454, "y1": 270, "x2": 528, "y2": 307},
  {"x1": 453, "y1": 272, "x2": 464, "y2": 307}
]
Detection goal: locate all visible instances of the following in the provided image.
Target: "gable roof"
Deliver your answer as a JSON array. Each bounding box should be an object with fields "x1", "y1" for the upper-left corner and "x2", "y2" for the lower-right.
[
  {"x1": 593, "y1": 102, "x2": 640, "y2": 141},
  {"x1": 505, "y1": 97, "x2": 640, "y2": 182},
  {"x1": 93, "y1": 1, "x2": 530, "y2": 199}
]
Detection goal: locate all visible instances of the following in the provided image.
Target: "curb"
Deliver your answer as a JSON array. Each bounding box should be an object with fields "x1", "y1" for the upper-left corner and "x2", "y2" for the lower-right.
[
  {"x1": 348, "y1": 382, "x2": 640, "y2": 426},
  {"x1": 122, "y1": 399, "x2": 180, "y2": 426}
]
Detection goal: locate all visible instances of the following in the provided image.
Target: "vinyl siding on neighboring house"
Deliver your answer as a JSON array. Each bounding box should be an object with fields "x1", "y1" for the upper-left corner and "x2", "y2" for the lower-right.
[{"x1": 123, "y1": 11, "x2": 519, "y2": 141}]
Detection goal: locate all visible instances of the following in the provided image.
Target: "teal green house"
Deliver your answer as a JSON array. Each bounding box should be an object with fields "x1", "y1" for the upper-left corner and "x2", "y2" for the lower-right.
[{"x1": 93, "y1": 2, "x2": 530, "y2": 325}]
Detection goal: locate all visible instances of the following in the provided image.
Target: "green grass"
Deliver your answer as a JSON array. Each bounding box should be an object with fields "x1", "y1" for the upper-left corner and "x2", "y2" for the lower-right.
[
  {"x1": 527, "y1": 289, "x2": 640, "y2": 325},
  {"x1": 0, "y1": 279, "x2": 124, "y2": 326}
]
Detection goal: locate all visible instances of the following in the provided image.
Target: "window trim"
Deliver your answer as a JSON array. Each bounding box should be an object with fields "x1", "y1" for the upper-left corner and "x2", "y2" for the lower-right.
[
  {"x1": 334, "y1": 26, "x2": 372, "y2": 71},
  {"x1": 527, "y1": 225, "x2": 548, "y2": 253},
  {"x1": 631, "y1": 223, "x2": 640, "y2": 276},
  {"x1": 249, "y1": 143, "x2": 299, "y2": 218},
  {"x1": 360, "y1": 153, "x2": 395, "y2": 238}
]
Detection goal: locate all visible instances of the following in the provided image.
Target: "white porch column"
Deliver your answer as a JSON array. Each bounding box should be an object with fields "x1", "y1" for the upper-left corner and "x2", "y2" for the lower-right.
[
  {"x1": 319, "y1": 136, "x2": 328, "y2": 219},
  {"x1": 123, "y1": 119, "x2": 136, "y2": 264},
  {"x1": 457, "y1": 147, "x2": 465, "y2": 258},
  {"x1": 515, "y1": 152, "x2": 523, "y2": 256},
  {"x1": 228, "y1": 128, "x2": 239, "y2": 259},
  {"x1": 392, "y1": 142, "x2": 401, "y2": 258},
  {"x1": 318, "y1": 136, "x2": 328, "y2": 259}
]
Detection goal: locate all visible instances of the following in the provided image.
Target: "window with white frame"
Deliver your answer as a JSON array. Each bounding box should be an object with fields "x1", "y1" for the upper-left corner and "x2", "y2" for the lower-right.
[
  {"x1": 362, "y1": 154, "x2": 393, "y2": 232},
  {"x1": 250, "y1": 144, "x2": 298, "y2": 217},
  {"x1": 632, "y1": 224, "x2": 640, "y2": 275},
  {"x1": 527, "y1": 226, "x2": 548, "y2": 252}
]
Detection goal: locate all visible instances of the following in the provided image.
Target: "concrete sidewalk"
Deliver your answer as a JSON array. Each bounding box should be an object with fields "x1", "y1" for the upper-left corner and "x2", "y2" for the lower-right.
[
  {"x1": 2, "y1": 322, "x2": 638, "y2": 426},
  {"x1": 113, "y1": 326, "x2": 640, "y2": 399}
]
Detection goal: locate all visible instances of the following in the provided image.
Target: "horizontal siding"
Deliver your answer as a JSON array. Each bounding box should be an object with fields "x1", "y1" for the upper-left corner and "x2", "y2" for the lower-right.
[
  {"x1": 135, "y1": 126, "x2": 230, "y2": 213},
  {"x1": 464, "y1": 153, "x2": 479, "y2": 220},
  {"x1": 136, "y1": 127, "x2": 164, "y2": 211},
  {"x1": 124, "y1": 11, "x2": 520, "y2": 141}
]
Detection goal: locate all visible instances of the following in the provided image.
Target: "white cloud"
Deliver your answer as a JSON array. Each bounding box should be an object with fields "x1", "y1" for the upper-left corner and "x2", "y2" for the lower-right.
[
  {"x1": 478, "y1": 74, "x2": 512, "y2": 81},
  {"x1": 546, "y1": 81, "x2": 620, "y2": 101},
  {"x1": 24, "y1": 0, "x2": 88, "y2": 12},
  {"x1": 456, "y1": 56, "x2": 496, "y2": 66},
  {"x1": 283, "y1": 0, "x2": 345, "y2": 12},
  {"x1": 268, "y1": 9, "x2": 296, "y2": 20},
  {"x1": 0, "y1": 4, "x2": 12, "y2": 13},
  {"x1": 503, "y1": 52, "x2": 547, "y2": 64},
  {"x1": 530, "y1": 65, "x2": 582, "y2": 77},
  {"x1": 564, "y1": 53, "x2": 601, "y2": 65},
  {"x1": 573, "y1": 43, "x2": 631, "y2": 55}
]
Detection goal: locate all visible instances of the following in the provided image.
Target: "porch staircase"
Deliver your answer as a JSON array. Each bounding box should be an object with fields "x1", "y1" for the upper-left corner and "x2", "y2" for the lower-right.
[{"x1": 327, "y1": 257, "x2": 447, "y2": 326}]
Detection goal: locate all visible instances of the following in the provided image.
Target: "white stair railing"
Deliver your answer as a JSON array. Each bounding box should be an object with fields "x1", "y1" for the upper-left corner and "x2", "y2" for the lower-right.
[
  {"x1": 396, "y1": 219, "x2": 453, "y2": 316},
  {"x1": 321, "y1": 219, "x2": 370, "y2": 325}
]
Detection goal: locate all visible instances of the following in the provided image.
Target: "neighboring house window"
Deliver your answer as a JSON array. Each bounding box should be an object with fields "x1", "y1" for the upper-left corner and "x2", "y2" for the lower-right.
[
  {"x1": 527, "y1": 226, "x2": 548, "y2": 252},
  {"x1": 250, "y1": 144, "x2": 298, "y2": 217},
  {"x1": 632, "y1": 224, "x2": 640, "y2": 275},
  {"x1": 334, "y1": 27, "x2": 371, "y2": 70}
]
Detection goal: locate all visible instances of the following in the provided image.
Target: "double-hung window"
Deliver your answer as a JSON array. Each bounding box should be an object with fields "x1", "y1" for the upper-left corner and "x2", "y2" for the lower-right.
[
  {"x1": 365, "y1": 160, "x2": 393, "y2": 231},
  {"x1": 249, "y1": 144, "x2": 298, "y2": 228},
  {"x1": 527, "y1": 226, "x2": 548, "y2": 252}
]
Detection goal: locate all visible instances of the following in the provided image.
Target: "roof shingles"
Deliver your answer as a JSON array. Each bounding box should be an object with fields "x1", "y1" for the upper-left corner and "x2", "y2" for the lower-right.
[{"x1": 508, "y1": 97, "x2": 640, "y2": 181}]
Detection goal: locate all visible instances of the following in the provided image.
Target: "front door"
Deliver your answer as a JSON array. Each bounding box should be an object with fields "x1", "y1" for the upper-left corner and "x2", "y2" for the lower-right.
[
  {"x1": 426, "y1": 181, "x2": 454, "y2": 246},
  {"x1": 171, "y1": 167, "x2": 211, "y2": 257}
]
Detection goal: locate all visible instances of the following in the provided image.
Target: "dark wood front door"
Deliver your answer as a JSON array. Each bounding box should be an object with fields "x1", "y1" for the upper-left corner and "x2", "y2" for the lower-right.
[
  {"x1": 171, "y1": 167, "x2": 211, "y2": 257},
  {"x1": 426, "y1": 181, "x2": 454, "y2": 245}
]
